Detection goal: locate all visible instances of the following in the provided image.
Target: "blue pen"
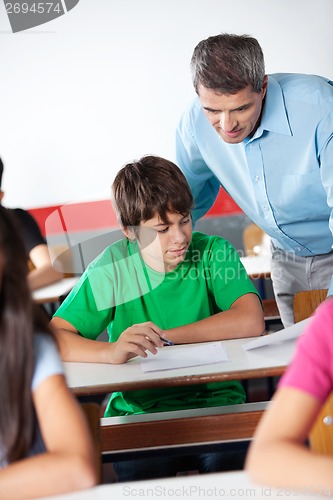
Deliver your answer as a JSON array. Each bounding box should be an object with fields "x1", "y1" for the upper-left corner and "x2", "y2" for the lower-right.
[{"x1": 160, "y1": 336, "x2": 174, "y2": 346}]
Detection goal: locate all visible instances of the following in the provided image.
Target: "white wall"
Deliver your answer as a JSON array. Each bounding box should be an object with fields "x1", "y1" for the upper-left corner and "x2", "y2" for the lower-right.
[{"x1": 1, "y1": 0, "x2": 332, "y2": 208}]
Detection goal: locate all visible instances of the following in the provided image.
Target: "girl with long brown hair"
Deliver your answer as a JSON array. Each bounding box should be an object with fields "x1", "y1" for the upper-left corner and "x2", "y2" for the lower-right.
[{"x1": 0, "y1": 206, "x2": 97, "y2": 498}]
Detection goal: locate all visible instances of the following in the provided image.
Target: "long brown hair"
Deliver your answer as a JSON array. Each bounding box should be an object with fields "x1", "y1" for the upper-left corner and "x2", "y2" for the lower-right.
[{"x1": 0, "y1": 206, "x2": 53, "y2": 463}]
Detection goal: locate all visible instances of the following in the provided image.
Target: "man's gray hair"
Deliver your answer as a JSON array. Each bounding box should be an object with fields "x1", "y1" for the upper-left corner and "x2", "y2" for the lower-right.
[{"x1": 191, "y1": 33, "x2": 265, "y2": 94}]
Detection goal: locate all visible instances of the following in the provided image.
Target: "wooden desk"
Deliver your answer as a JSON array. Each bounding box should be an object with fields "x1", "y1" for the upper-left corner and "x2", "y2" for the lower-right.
[
  {"x1": 39, "y1": 470, "x2": 327, "y2": 500},
  {"x1": 32, "y1": 277, "x2": 79, "y2": 304}
]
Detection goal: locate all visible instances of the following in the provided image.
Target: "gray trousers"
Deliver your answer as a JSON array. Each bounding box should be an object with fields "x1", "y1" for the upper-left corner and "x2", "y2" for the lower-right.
[{"x1": 270, "y1": 244, "x2": 333, "y2": 327}]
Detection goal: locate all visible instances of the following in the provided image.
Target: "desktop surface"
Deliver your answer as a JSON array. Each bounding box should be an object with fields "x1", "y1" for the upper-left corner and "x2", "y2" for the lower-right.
[{"x1": 39, "y1": 470, "x2": 328, "y2": 500}]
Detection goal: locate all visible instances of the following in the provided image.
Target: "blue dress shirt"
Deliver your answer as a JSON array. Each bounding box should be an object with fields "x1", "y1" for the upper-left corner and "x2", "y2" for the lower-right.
[{"x1": 176, "y1": 74, "x2": 333, "y2": 260}]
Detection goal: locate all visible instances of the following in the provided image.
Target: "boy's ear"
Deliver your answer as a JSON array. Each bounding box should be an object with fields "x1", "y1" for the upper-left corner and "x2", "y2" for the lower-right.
[{"x1": 121, "y1": 226, "x2": 136, "y2": 240}]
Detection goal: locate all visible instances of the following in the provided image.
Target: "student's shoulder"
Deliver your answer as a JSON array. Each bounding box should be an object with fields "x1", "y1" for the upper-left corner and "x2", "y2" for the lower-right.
[
  {"x1": 303, "y1": 297, "x2": 333, "y2": 343},
  {"x1": 191, "y1": 231, "x2": 236, "y2": 253},
  {"x1": 9, "y1": 207, "x2": 37, "y2": 225},
  {"x1": 32, "y1": 332, "x2": 63, "y2": 390},
  {"x1": 294, "y1": 297, "x2": 333, "y2": 366},
  {"x1": 34, "y1": 332, "x2": 59, "y2": 359},
  {"x1": 86, "y1": 237, "x2": 132, "y2": 269},
  {"x1": 8, "y1": 208, "x2": 44, "y2": 245}
]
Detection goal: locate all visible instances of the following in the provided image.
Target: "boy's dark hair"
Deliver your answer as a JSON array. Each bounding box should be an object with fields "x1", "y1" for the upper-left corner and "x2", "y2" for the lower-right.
[
  {"x1": 191, "y1": 33, "x2": 265, "y2": 94},
  {"x1": 0, "y1": 157, "x2": 3, "y2": 190},
  {"x1": 112, "y1": 155, "x2": 193, "y2": 227}
]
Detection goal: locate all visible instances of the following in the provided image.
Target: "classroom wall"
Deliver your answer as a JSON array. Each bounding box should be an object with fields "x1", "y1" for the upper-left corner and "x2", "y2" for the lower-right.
[{"x1": 0, "y1": 0, "x2": 332, "y2": 212}]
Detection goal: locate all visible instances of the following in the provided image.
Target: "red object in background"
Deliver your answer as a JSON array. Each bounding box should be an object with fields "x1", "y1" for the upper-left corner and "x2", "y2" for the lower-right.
[
  {"x1": 28, "y1": 188, "x2": 242, "y2": 237},
  {"x1": 29, "y1": 204, "x2": 61, "y2": 237},
  {"x1": 206, "y1": 187, "x2": 242, "y2": 217},
  {"x1": 28, "y1": 200, "x2": 118, "y2": 237}
]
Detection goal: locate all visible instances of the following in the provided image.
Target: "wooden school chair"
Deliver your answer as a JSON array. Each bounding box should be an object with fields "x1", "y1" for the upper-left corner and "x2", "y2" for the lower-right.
[
  {"x1": 293, "y1": 289, "x2": 328, "y2": 324},
  {"x1": 80, "y1": 402, "x2": 102, "y2": 484},
  {"x1": 292, "y1": 289, "x2": 332, "y2": 455},
  {"x1": 243, "y1": 223, "x2": 270, "y2": 258},
  {"x1": 28, "y1": 244, "x2": 74, "y2": 278},
  {"x1": 242, "y1": 223, "x2": 280, "y2": 326},
  {"x1": 48, "y1": 244, "x2": 75, "y2": 278},
  {"x1": 308, "y1": 393, "x2": 333, "y2": 455}
]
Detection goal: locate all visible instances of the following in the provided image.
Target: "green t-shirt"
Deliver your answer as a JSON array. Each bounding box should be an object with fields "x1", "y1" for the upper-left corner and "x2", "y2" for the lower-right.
[{"x1": 55, "y1": 232, "x2": 260, "y2": 416}]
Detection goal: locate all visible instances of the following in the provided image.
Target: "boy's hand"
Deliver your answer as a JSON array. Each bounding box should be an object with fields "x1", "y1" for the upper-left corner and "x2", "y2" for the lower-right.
[{"x1": 109, "y1": 322, "x2": 166, "y2": 364}]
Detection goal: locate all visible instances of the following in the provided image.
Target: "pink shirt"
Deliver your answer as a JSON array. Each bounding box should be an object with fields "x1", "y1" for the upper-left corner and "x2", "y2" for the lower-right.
[{"x1": 279, "y1": 298, "x2": 333, "y2": 403}]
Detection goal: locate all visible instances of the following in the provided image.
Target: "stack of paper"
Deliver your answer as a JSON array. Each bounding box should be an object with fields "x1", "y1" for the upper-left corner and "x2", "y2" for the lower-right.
[{"x1": 243, "y1": 318, "x2": 309, "y2": 351}]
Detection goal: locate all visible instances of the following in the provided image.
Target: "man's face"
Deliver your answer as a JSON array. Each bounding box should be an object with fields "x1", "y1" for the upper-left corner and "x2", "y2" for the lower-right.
[
  {"x1": 198, "y1": 79, "x2": 267, "y2": 144},
  {"x1": 136, "y1": 211, "x2": 192, "y2": 273}
]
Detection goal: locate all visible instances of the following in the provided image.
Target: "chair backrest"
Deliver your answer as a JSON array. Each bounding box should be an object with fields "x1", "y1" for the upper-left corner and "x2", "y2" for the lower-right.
[
  {"x1": 242, "y1": 223, "x2": 279, "y2": 323},
  {"x1": 292, "y1": 289, "x2": 332, "y2": 454},
  {"x1": 293, "y1": 289, "x2": 328, "y2": 323},
  {"x1": 309, "y1": 393, "x2": 333, "y2": 455},
  {"x1": 80, "y1": 402, "x2": 102, "y2": 484},
  {"x1": 242, "y1": 223, "x2": 270, "y2": 257},
  {"x1": 49, "y1": 244, "x2": 75, "y2": 278}
]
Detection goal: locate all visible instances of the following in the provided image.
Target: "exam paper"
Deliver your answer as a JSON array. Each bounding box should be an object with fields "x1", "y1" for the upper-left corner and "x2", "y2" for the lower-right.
[
  {"x1": 243, "y1": 318, "x2": 309, "y2": 351},
  {"x1": 141, "y1": 342, "x2": 229, "y2": 372}
]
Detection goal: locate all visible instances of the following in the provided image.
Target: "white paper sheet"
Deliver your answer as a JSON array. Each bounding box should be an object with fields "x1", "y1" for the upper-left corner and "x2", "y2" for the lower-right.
[
  {"x1": 243, "y1": 318, "x2": 310, "y2": 351},
  {"x1": 141, "y1": 342, "x2": 229, "y2": 372}
]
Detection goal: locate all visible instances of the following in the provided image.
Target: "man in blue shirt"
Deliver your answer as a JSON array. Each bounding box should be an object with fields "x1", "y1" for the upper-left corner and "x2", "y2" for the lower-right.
[{"x1": 176, "y1": 33, "x2": 333, "y2": 327}]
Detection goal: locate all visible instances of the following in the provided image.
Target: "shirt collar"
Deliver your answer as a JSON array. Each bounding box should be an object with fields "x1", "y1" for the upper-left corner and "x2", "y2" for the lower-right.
[{"x1": 253, "y1": 75, "x2": 292, "y2": 138}]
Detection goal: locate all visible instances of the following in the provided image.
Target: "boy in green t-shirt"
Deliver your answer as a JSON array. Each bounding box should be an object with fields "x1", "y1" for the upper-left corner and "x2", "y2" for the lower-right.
[{"x1": 51, "y1": 155, "x2": 264, "y2": 480}]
